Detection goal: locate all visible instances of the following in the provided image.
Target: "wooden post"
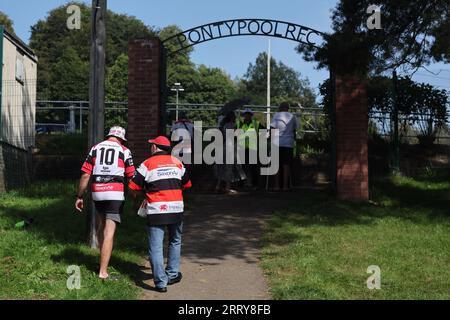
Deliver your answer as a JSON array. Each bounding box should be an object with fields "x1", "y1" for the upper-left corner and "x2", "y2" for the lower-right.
[
  {"x1": 87, "y1": 0, "x2": 107, "y2": 248},
  {"x1": 391, "y1": 70, "x2": 400, "y2": 173}
]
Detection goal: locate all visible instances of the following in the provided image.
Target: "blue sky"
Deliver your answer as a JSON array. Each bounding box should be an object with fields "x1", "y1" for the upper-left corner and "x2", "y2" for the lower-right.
[{"x1": 1, "y1": 0, "x2": 449, "y2": 95}]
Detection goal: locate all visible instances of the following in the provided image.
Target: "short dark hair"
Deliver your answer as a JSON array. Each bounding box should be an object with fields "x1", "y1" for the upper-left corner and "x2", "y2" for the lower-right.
[{"x1": 279, "y1": 102, "x2": 290, "y2": 111}]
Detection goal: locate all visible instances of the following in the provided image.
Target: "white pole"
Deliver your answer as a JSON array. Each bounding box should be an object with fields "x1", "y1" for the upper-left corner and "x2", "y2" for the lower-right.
[
  {"x1": 176, "y1": 89, "x2": 179, "y2": 121},
  {"x1": 266, "y1": 39, "x2": 271, "y2": 129},
  {"x1": 265, "y1": 39, "x2": 271, "y2": 192}
]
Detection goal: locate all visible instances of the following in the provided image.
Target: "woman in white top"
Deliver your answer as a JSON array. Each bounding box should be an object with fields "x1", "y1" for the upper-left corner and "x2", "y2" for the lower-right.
[{"x1": 270, "y1": 102, "x2": 299, "y2": 191}]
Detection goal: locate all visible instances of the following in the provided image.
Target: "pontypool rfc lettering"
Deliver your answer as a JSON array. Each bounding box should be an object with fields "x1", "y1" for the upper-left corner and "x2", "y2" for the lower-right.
[{"x1": 163, "y1": 19, "x2": 325, "y2": 55}]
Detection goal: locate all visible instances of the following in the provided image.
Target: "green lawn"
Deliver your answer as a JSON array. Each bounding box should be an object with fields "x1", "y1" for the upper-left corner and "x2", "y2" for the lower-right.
[
  {"x1": 0, "y1": 181, "x2": 148, "y2": 299},
  {"x1": 1, "y1": 171, "x2": 449, "y2": 299},
  {"x1": 261, "y1": 170, "x2": 450, "y2": 299}
]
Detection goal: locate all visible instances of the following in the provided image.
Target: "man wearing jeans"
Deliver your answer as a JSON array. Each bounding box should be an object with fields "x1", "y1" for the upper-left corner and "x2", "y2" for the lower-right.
[{"x1": 128, "y1": 136, "x2": 191, "y2": 293}]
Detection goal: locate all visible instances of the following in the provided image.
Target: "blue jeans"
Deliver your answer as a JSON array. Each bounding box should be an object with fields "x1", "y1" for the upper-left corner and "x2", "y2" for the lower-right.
[{"x1": 147, "y1": 221, "x2": 183, "y2": 289}]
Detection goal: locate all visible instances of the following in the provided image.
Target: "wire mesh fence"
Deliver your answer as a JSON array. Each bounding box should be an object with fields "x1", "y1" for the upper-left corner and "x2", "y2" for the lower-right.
[
  {"x1": 0, "y1": 79, "x2": 37, "y2": 191},
  {"x1": 369, "y1": 110, "x2": 450, "y2": 145},
  {"x1": 32, "y1": 100, "x2": 128, "y2": 180},
  {"x1": 35, "y1": 100, "x2": 128, "y2": 134},
  {"x1": 1, "y1": 79, "x2": 37, "y2": 149},
  {"x1": 2, "y1": 91, "x2": 449, "y2": 186}
]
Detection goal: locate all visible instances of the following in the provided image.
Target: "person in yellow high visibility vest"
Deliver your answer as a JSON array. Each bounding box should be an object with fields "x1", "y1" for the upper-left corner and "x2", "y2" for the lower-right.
[{"x1": 236, "y1": 108, "x2": 265, "y2": 189}]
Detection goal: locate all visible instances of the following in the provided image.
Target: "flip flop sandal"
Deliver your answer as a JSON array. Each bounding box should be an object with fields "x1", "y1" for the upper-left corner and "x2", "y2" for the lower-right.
[{"x1": 100, "y1": 274, "x2": 120, "y2": 281}]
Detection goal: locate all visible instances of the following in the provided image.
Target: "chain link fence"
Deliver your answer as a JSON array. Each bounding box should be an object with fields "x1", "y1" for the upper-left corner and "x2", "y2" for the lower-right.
[
  {"x1": 368, "y1": 108, "x2": 450, "y2": 176},
  {"x1": 2, "y1": 98, "x2": 447, "y2": 185},
  {"x1": 33, "y1": 101, "x2": 127, "y2": 180}
]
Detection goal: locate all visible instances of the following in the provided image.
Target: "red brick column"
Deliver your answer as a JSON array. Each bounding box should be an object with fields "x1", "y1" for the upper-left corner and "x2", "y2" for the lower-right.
[
  {"x1": 335, "y1": 74, "x2": 369, "y2": 201},
  {"x1": 128, "y1": 38, "x2": 163, "y2": 164}
]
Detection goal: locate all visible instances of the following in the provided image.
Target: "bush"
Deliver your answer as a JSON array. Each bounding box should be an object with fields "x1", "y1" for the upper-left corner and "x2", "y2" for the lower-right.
[{"x1": 36, "y1": 133, "x2": 87, "y2": 155}]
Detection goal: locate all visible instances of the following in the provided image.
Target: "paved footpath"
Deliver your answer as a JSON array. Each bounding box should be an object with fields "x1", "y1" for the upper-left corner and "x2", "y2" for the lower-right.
[{"x1": 141, "y1": 191, "x2": 298, "y2": 300}]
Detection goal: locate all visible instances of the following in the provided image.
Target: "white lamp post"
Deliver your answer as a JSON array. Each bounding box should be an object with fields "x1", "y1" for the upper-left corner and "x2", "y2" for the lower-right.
[{"x1": 171, "y1": 82, "x2": 185, "y2": 121}]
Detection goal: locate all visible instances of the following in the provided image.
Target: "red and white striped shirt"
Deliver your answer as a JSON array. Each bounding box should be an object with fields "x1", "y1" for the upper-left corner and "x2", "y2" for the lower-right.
[
  {"x1": 129, "y1": 152, "x2": 191, "y2": 224},
  {"x1": 81, "y1": 140, "x2": 135, "y2": 201}
]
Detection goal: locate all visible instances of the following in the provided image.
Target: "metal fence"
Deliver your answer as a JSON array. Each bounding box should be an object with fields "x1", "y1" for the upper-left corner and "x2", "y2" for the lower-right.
[
  {"x1": 35, "y1": 101, "x2": 449, "y2": 141},
  {"x1": 369, "y1": 110, "x2": 450, "y2": 145},
  {"x1": 33, "y1": 100, "x2": 450, "y2": 151},
  {"x1": 165, "y1": 102, "x2": 328, "y2": 135},
  {"x1": 35, "y1": 100, "x2": 128, "y2": 134},
  {"x1": 20, "y1": 100, "x2": 450, "y2": 181}
]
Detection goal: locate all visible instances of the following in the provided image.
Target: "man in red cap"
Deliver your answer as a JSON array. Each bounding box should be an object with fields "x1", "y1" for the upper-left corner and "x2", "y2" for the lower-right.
[{"x1": 128, "y1": 136, "x2": 191, "y2": 293}]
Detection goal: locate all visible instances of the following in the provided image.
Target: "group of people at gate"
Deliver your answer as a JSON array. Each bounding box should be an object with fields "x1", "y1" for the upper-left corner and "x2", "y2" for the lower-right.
[
  {"x1": 171, "y1": 102, "x2": 299, "y2": 194},
  {"x1": 74, "y1": 102, "x2": 298, "y2": 293}
]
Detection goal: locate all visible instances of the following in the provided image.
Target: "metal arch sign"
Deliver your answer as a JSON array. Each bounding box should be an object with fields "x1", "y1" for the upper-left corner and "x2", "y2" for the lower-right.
[{"x1": 162, "y1": 18, "x2": 326, "y2": 55}]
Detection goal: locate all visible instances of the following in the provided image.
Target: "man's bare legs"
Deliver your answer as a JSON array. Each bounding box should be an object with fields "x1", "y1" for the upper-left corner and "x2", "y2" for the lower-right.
[
  {"x1": 96, "y1": 213, "x2": 105, "y2": 250},
  {"x1": 98, "y1": 217, "x2": 117, "y2": 279}
]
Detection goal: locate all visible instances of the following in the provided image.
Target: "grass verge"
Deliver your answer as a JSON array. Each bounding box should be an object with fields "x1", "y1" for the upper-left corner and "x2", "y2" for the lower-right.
[
  {"x1": 0, "y1": 181, "x2": 148, "y2": 299},
  {"x1": 261, "y1": 172, "x2": 450, "y2": 299}
]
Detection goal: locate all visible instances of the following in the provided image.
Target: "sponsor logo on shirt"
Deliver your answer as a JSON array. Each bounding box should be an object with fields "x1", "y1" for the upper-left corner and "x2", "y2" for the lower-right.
[
  {"x1": 96, "y1": 176, "x2": 112, "y2": 183},
  {"x1": 156, "y1": 168, "x2": 179, "y2": 177},
  {"x1": 94, "y1": 184, "x2": 115, "y2": 191}
]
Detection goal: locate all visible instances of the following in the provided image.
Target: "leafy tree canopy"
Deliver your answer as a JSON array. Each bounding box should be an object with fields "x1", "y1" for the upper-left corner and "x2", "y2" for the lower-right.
[
  {"x1": 49, "y1": 46, "x2": 89, "y2": 101},
  {"x1": 106, "y1": 53, "x2": 128, "y2": 102},
  {"x1": 0, "y1": 11, "x2": 15, "y2": 35},
  {"x1": 236, "y1": 52, "x2": 318, "y2": 108},
  {"x1": 29, "y1": 1, "x2": 156, "y2": 100},
  {"x1": 298, "y1": 0, "x2": 450, "y2": 74}
]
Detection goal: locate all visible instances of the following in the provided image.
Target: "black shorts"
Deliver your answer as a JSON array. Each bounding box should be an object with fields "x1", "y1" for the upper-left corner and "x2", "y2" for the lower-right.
[
  {"x1": 279, "y1": 147, "x2": 294, "y2": 166},
  {"x1": 94, "y1": 200, "x2": 124, "y2": 224}
]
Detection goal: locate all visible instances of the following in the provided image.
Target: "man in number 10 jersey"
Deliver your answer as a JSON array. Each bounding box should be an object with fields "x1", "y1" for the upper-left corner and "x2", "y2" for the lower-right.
[{"x1": 75, "y1": 126, "x2": 135, "y2": 280}]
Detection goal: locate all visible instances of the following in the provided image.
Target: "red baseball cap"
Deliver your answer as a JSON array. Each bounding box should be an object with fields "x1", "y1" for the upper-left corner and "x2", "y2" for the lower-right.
[{"x1": 148, "y1": 136, "x2": 171, "y2": 147}]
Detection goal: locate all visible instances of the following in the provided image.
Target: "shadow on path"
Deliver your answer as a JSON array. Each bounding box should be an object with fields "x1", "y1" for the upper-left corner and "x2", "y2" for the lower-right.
[{"x1": 142, "y1": 191, "x2": 301, "y2": 300}]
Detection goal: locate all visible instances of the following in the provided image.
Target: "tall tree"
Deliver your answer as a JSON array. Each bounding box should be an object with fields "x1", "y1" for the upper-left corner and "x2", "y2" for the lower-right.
[
  {"x1": 0, "y1": 11, "x2": 15, "y2": 35},
  {"x1": 298, "y1": 0, "x2": 450, "y2": 74},
  {"x1": 159, "y1": 25, "x2": 194, "y2": 70},
  {"x1": 29, "y1": 1, "x2": 156, "y2": 100},
  {"x1": 159, "y1": 25, "x2": 196, "y2": 101},
  {"x1": 105, "y1": 53, "x2": 128, "y2": 102},
  {"x1": 49, "y1": 47, "x2": 89, "y2": 101},
  {"x1": 430, "y1": 10, "x2": 450, "y2": 63},
  {"x1": 237, "y1": 52, "x2": 317, "y2": 108},
  {"x1": 105, "y1": 54, "x2": 128, "y2": 129},
  {"x1": 159, "y1": 25, "x2": 237, "y2": 126}
]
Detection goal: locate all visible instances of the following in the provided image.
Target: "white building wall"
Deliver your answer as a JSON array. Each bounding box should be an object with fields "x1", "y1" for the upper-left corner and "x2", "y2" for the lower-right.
[{"x1": 1, "y1": 34, "x2": 37, "y2": 150}]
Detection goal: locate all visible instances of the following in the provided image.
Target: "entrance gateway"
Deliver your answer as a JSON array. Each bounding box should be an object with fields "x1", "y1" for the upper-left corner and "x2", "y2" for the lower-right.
[
  {"x1": 127, "y1": 19, "x2": 369, "y2": 201},
  {"x1": 163, "y1": 19, "x2": 325, "y2": 55}
]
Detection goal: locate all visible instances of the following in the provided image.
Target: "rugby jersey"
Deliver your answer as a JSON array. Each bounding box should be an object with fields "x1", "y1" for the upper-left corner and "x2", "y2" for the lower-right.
[
  {"x1": 129, "y1": 152, "x2": 192, "y2": 225},
  {"x1": 81, "y1": 140, "x2": 135, "y2": 201}
]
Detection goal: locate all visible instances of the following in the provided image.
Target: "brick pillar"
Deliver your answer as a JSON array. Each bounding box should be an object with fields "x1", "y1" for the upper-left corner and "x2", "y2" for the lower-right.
[
  {"x1": 335, "y1": 74, "x2": 369, "y2": 201},
  {"x1": 128, "y1": 38, "x2": 164, "y2": 164}
]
